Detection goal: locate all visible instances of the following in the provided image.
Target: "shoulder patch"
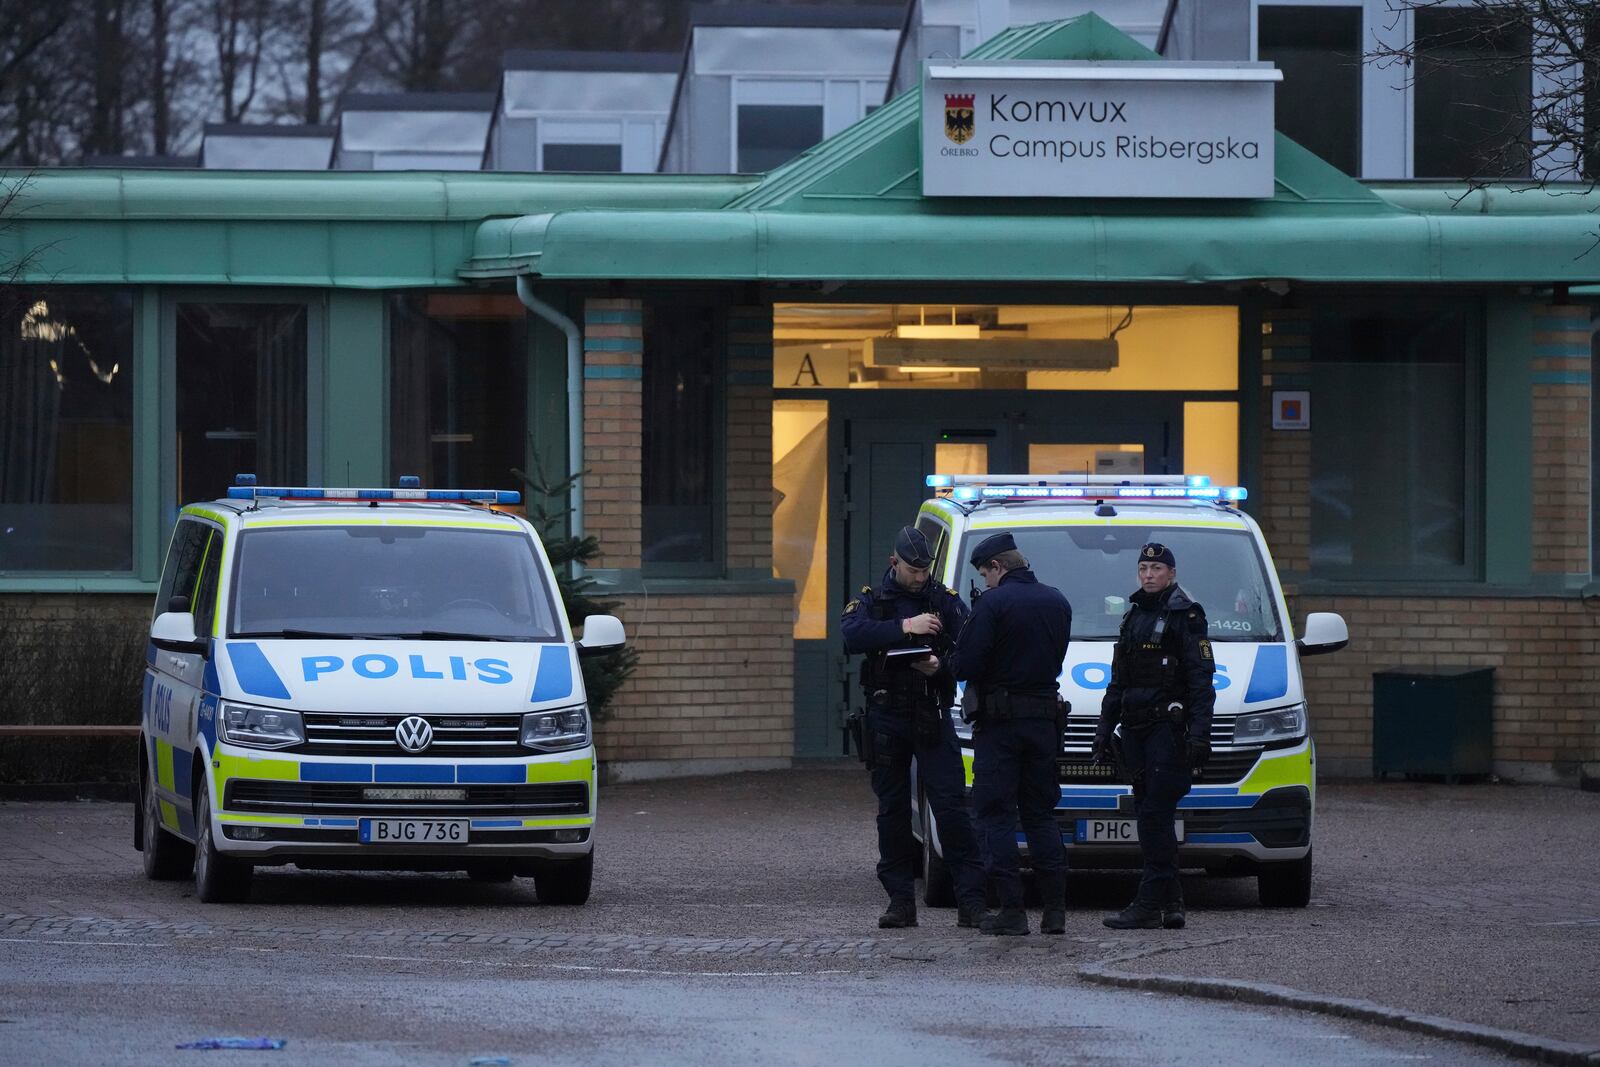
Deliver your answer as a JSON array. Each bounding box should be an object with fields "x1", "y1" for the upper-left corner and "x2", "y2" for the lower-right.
[
  {"x1": 861, "y1": 585, "x2": 872, "y2": 595},
  {"x1": 1199, "y1": 638, "x2": 1214, "y2": 661},
  {"x1": 844, "y1": 599, "x2": 860, "y2": 615}
]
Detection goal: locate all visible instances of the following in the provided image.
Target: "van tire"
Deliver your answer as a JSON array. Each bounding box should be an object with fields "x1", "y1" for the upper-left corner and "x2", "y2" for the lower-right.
[
  {"x1": 141, "y1": 761, "x2": 194, "y2": 881},
  {"x1": 1258, "y1": 848, "x2": 1312, "y2": 908},
  {"x1": 533, "y1": 850, "x2": 593, "y2": 905},
  {"x1": 921, "y1": 799, "x2": 957, "y2": 908},
  {"x1": 193, "y1": 785, "x2": 253, "y2": 903}
]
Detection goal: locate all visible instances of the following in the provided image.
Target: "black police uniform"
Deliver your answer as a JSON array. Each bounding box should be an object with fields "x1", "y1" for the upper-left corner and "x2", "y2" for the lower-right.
[
  {"x1": 1094, "y1": 544, "x2": 1217, "y2": 929},
  {"x1": 841, "y1": 527, "x2": 986, "y2": 927},
  {"x1": 951, "y1": 531, "x2": 1072, "y2": 935}
]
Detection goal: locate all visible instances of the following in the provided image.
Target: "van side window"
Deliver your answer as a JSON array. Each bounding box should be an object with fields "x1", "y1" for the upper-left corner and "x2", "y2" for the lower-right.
[
  {"x1": 915, "y1": 514, "x2": 950, "y2": 581},
  {"x1": 156, "y1": 520, "x2": 210, "y2": 617},
  {"x1": 191, "y1": 532, "x2": 222, "y2": 638}
]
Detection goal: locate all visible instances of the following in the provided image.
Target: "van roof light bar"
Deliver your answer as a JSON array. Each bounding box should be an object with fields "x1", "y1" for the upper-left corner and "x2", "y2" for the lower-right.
[
  {"x1": 925, "y1": 473, "x2": 1244, "y2": 505},
  {"x1": 227, "y1": 474, "x2": 520, "y2": 505}
]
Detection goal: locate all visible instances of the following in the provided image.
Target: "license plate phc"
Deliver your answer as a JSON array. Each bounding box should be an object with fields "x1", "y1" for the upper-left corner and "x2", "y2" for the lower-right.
[
  {"x1": 358, "y1": 818, "x2": 469, "y2": 844},
  {"x1": 1076, "y1": 819, "x2": 1185, "y2": 844}
]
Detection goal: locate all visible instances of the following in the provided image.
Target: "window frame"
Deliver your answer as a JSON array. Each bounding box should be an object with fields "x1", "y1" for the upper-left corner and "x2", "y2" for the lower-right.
[{"x1": 729, "y1": 76, "x2": 885, "y2": 173}]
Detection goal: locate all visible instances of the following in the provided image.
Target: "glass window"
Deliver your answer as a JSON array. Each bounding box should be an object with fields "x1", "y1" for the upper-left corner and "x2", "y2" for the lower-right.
[
  {"x1": 156, "y1": 519, "x2": 211, "y2": 616},
  {"x1": 542, "y1": 143, "x2": 623, "y2": 172},
  {"x1": 1257, "y1": 5, "x2": 1362, "y2": 175},
  {"x1": 958, "y1": 525, "x2": 1282, "y2": 641},
  {"x1": 642, "y1": 304, "x2": 718, "y2": 566},
  {"x1": 230, "y1": 526, "x2": 560, "y2": 640},
  {"x1": 192, "y1": 529, "x2": 223, "y2": 637},
  {"x1": 0, "y1": 289, "x2": 135, "y2": 571},
  {"x1": 176, "y1": 302, "x2": 307, "y2": 504},
  {"x1": 389, "y1": 293, "x2": 527, "y2": 491},
  {"x1": 737, "y1": 104, "x2": 823, "y2": 172},
  {"x1": 773, "y1": 399, "x2": 828, "y2": 639},
  {"x1": 1307, "y1": 300, "x2": 1476, "y2": 575},
  {"x1": 1414, "y1": 7, "x2": 1532, "y2": 178}
]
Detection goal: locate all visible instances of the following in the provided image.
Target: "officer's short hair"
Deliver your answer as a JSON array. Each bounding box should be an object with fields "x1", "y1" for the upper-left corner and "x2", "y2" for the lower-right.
[{"x1": 992, "y1": 548, "x2": 1028, "y2": 572}]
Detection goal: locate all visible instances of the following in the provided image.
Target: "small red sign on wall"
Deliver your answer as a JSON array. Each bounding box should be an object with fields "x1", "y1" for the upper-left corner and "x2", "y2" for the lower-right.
[{"x1": 1272, "y1": 390, "x2": 1310, "y2": 430}]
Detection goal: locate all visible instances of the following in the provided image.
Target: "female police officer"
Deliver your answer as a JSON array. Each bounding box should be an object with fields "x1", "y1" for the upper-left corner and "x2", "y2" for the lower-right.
[{"x1": 1092, "y1": 542, "x2": 1215, "y2": 930}]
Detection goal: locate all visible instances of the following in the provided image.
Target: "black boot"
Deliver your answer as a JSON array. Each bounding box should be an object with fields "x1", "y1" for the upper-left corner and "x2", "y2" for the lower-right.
[
  {"x1": 1102, "y1": 902, "x2": 1163, "y2": 930},
  {"x1": 1038, "y1": 872, "x2": 1066, "y2": 935},
  {"x1": 957, "y1": 900, "x2": 986, "y2": 929},
  {"x1": 878, "y1": 899, "x2": 917, "y2": 929},
  {"x1": 1163, "y1": 885, "x2": 1186, "y2": 930},
  {"x1": 980, "y1": 907, "x2": 1029, "y2": 936}
]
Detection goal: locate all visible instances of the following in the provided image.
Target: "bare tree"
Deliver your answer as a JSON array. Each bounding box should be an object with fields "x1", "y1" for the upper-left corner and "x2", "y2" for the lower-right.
[
  {"x1": 0, "y1": 3, "x2": 77, "y2": 162},
  {"x1": 209, "y1": 0, "x2": 275, "y2": 123},
  {"x1": 269, "y1": 0, "x2": 369, "y2": 124},
  {"x1": 364, "y1": 0, "x2": 474, "y2": 91},
  {"x1": 1368, "y1": 0, "x2": 1597, "y2": 185}
]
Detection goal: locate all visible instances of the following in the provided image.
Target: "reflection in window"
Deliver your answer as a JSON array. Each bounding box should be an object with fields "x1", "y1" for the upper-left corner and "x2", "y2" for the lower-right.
[
  {"x1": 1029, "y1": 443, "x2": 1144, "y2": 478},
  {"x1": 1414, "y1": 8, "x2": 1531, "y2": 178},
  {"x1": 177, "y1": 303, "x2": 306, "y2": 504},
  {"x1": 543, "y1": 143, "x2": 623, "y2": 173},
  {"x1": 0, "y1": 289, "x2": 134, "y2": 571},
  {"x1": 773, "y1": 400, "x2": 827, "y2": 639},
  {"x1": 643, "y1": 304, "x2": 717, "y2": 566},
  {"x1": 389, "y1": 293, "x2": 527, "y2": 491},
  {"x1": 1258, "y1": 5, "x2": 1362, "y2": 174},
  {"x1": 1308, "y1": 302, "x2": 1473, "y2": 574},
  {"x1": 737, "y1": 104, "x2": 823, "y2": 172}
]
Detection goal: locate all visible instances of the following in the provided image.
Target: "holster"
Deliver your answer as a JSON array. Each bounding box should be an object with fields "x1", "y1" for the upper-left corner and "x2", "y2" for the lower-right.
[{"x1": 846, "y1": 709, "x2": 867, "y2": 765}]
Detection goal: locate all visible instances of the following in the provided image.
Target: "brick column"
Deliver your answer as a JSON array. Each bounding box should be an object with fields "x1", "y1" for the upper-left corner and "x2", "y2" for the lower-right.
[
  {"x1": 582, "y1": 299, "x2": 643, "y2": 569},
  {"x1": 726, "y1": 306, "x2": 774, "y2": 574},
  {"x1": 1257, "y1": 309, "x2": 1311, "y2": 573},
  {"x1": 1530, "y1": 305, "x2": 1591, "y2": 575}
]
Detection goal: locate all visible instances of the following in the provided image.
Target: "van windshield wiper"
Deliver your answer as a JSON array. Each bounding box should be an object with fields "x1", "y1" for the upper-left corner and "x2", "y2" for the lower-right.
[
  {"x1": 230, "y1": 629, "x2": 388, "y2": 640},
  {"x1": 389, "y1": 631, "x2": 528, "y2": 642}
]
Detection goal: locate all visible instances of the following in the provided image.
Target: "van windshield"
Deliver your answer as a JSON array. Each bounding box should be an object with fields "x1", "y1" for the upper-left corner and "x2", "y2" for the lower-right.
[
  {"x1": 229, "y1": 526, "x2": 562, "y2": 641},
  {"x1": 957, "y1": 524, "x2": 1282, "y2": 641}
]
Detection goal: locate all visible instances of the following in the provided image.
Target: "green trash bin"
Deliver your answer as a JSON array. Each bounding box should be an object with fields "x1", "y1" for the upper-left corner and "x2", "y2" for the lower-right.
[{"x1": 1372, "y1": 666, "x2": 1493, "y2": 783}]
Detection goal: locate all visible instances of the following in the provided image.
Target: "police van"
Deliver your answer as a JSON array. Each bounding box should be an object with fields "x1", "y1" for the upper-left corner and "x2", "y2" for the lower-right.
[
  {"x1": 135, "y1": 476, "x2": 624, "y2": 904},
  {"x1": 910, "y1": 474, "x2": 1347, "y2": 909}
]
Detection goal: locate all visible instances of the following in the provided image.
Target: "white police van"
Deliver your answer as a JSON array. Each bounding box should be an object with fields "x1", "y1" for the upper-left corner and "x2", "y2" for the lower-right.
[
  {"x1": 135, "y1": 476, "x2": 624, "y2": 904},
  {"x1": 911, "y1": 474, "x2": 1348, "y2": 909}
]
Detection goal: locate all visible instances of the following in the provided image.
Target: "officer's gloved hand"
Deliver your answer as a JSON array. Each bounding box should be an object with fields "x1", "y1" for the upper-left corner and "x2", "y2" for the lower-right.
[
  {"x1": 1090, "y1": 737, "x2": 1113, "y2": 766},
  {"x1": 1185, "y1": 736, "x2": 1211, "y2": 770}
]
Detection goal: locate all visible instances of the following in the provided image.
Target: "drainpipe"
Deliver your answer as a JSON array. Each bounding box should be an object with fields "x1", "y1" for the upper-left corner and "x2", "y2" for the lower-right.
[{"x1": 515, "y1": 274, "x2": 583, "y2": 575}]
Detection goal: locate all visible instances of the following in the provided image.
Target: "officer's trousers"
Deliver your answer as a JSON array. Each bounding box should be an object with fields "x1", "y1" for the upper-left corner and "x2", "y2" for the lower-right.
[
  {"x1": 971, "y1": 717, "x2": 1066, "y2": 910},
  {"x1": 866, "y1": 704, "x2": 985, "y2": 908},
  {"x1": 1122, "y1": 720, "x2": 1193, "y2": 907}
]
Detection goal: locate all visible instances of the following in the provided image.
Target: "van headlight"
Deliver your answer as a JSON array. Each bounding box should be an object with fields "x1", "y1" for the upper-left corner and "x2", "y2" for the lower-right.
[
  {"x1": 522, "y1": 704, "x2": 590, "y2": 752},
  {"x1": 1234, "y1": 703, "x2": 1307, "y2": 744},
  {"x1": 218, "y1": 701, "x2": 305, "y2": 750}
]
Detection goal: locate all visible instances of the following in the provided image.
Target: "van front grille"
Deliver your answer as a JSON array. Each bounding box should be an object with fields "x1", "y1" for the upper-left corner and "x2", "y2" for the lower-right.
[
  {"x1": 224, "y1": 779, "x2": 589, "y2": 816},
  {"x1": 300, "y1": 711, "x2": 525, "y2": 757}
]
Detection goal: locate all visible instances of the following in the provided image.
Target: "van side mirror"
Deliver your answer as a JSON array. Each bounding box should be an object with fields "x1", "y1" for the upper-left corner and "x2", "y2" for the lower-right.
[
  {"x1": 577, "y1": 614, "x2": 626, "y2": 656},
  {"x1": 1297, "y1": 612, "x2": 1349, "y2": 657},
  {"x1": 151, "y1": 611, "x2": 205, "y2": 653}
]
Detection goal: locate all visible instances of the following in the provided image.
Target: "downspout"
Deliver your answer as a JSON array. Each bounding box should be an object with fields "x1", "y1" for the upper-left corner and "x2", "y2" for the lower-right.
[{"x1": 515, "y1": 274, "x2": 583, "y2": 575}]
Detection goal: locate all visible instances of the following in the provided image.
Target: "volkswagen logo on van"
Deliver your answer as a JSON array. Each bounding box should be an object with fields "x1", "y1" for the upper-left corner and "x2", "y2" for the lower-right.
[{"x1": 394, "y1": 716, "x2": 434, "y2": 753}]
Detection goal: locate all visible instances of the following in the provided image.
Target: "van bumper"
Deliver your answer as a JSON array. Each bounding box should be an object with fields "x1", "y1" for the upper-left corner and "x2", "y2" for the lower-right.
[{"x1": 204, "y1": 742, "x2": 597, "y2": 865}]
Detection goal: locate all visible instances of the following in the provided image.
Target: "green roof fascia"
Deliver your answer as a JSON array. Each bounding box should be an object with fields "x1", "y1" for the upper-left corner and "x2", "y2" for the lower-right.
[
  {"x1": 0, "y1": 168, "x2": 756, "y2": 288},
  {"x1": 461, "y1": 202, "x2": 1600, "y2": 285},
  {"x1": 726, "y1": 13, "x2": 1384, "y2": 214}
]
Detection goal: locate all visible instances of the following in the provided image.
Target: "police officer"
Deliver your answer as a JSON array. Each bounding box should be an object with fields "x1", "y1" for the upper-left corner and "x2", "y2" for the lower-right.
[
  {"x1": 1093, "y1": 543, "x2": 1216, "y2": 930},
  {"x1": 952, "y1": 532, "x2": 1072, "y2": 936},
  {"x1": 841, "y1": 526, "x2": 988, "y2": 930}
]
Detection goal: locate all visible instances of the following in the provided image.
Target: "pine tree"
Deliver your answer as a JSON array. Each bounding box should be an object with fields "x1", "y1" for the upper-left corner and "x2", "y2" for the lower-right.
[{"x1": 513, "y1": 452, "x2": 636, "y2": 721}]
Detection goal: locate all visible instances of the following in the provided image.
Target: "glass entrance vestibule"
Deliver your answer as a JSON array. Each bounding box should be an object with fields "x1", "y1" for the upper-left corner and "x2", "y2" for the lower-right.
[{"x1": 769, "y1": 301, "x2": 1243, "y2": 757}]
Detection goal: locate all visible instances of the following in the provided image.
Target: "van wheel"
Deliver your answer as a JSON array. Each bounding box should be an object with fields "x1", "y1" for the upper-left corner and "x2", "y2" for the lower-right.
[
  {"x1": 1258, "y1": 848, "x2": 1312, "y2": 908},
  {"x1": 141, "y1": 764, "x2": 194, "y2": 881},
  {"x1": 921, "y1": 800, "x2": 956, "y2": 908},
  {"x1": 533, "y1": 851, "x2": 593, "y2": 905},
  {"x1": 194, "y1": 786, "x2": 253, "y2": 903}
]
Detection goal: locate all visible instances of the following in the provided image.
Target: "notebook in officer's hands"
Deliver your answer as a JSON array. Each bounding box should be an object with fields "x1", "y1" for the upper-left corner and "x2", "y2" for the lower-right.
[{"x1": 886, "y1": 645, "x2": 934, "y2": 661}]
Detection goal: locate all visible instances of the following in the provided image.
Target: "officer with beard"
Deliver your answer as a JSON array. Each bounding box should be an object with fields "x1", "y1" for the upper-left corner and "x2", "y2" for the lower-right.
[
  {"x1": 1093, "y1": 543, "x2": 1216, "y2": 930},
  {"x1": 841, "y1": 526, "x2": 987, "y2": 930}
]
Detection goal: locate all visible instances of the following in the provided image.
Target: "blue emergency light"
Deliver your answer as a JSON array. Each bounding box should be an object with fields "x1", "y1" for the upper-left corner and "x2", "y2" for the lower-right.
[
  {"x1": 227, "y1": 473, "x2": 520, "y2": 505},
  {"x1": 927, "y1": 473, "x2": 1245, "y2": 505}
]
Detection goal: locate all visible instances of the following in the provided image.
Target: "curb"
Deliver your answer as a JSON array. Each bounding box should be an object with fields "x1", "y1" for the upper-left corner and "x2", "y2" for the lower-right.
[
  {"x1": 0, "y1": 782, "x2": 135, "y2": 802},
  {"x1": 1079, "y1": 946, "x2": 1600, "y2": 1066}
]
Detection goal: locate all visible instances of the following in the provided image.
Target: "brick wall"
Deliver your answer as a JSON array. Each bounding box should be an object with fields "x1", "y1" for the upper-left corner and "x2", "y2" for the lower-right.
[
  {"x1": 583, "y1": 299, "x2": 643, "y2": 570},
  {"x1": 1258, "y1": 308, "x2": 1311, "y2": 571},
  {"x1": 594, "y1": 591, "x2": 795, "y2": 766},
  {"x1": 1294, "y1": 594, "x2": 1600, "y2": 781},
  {"x1": 1530, "y1": 305, "x2": 1591, "y2": 575},
  {"x1": 726, "y1": 307, "x2": 774, "y2": 573}
]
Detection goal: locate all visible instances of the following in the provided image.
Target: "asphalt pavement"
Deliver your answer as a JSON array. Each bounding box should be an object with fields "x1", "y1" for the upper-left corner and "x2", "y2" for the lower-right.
[{"x1": 0, "y1": 769, "x2": 1595, "y2": 1065}]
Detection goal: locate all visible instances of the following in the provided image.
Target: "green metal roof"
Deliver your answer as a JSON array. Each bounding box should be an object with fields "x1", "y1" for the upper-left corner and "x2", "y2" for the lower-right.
[{"x1": 7, "y1": 13, "x2": 1600, "y2": 289}]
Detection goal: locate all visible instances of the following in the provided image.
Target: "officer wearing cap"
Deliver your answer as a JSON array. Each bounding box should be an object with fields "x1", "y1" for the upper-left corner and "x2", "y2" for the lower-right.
[
  {"x1": 841, "y1": 525, "x2": 987, "y2": 930},
  {"x1": 952, "y1": 531, "x2": 1072, "y2": 936},
  {"x1": 1093, "y1": 542, "x2": 1216, "y2": 930}
]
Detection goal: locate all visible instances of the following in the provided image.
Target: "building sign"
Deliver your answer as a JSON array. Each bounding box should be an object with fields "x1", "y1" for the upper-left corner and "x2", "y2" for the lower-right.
[
  {"x1": 774, "y1": 346, "x2": 849, "y2": 388},
  {"x1": 1272, "y1": 390, "x2": 1310, "y2": 430},
  {"x1": 922, "y1": 61, "x2": 1280, "y2": 199}
]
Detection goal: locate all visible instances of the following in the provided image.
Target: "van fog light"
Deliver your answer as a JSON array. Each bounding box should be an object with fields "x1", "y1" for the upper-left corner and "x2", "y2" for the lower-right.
[
  {"x1": 550, "y1": 829, "x2": 585, "y2": 843},
  {"x1": 227, "y1": 825, "x2": 268, "y2": 841}
]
